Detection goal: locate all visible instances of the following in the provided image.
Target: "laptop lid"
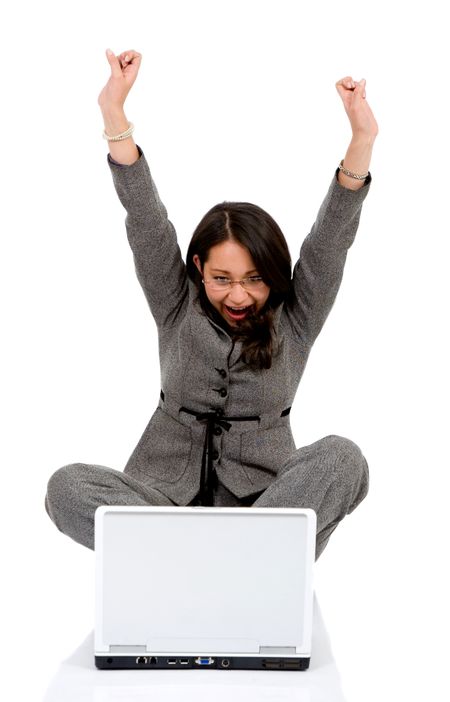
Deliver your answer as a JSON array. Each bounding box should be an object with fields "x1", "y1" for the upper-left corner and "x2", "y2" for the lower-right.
[{"x1": 94, "y1": 506, "x2": 316, "y2": 670}]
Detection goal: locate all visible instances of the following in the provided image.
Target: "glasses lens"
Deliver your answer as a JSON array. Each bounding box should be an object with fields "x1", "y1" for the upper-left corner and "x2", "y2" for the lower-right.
[
  {"x1": 243, "y1": 278, "x2": 265, "y2": 289},
  {"x1": 205, "y1": 278, "x2": 265, "y2": 291},
  {"x1": 209, "y1": 279, "x2": 231, "y2": 291}
]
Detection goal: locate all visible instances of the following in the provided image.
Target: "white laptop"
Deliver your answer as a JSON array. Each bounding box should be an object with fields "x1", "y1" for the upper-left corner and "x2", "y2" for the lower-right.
[{"x1": 94, "y1": 505, "x2": 316, "y2": 671}]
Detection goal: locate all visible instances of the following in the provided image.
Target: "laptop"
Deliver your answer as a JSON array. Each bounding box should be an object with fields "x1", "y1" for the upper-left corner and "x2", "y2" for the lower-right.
[{"x1": 94, "y1": 505, "x2": 316, "y2": 671}]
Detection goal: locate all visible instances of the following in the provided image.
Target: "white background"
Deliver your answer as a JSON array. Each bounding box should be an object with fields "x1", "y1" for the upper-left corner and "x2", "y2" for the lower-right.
[{"x1": 1, "y1": 0, "x2": 449, "y2": 699}]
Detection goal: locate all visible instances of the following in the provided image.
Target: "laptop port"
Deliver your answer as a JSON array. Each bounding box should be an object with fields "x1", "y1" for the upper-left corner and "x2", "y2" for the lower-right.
[
  {"x1": 149, "y1": 657, "x2": 157, "y2": 665},
  {"x1": 180, "y1": 659, "x2": 189, "y2": 665},
  {"x1": 167, "y1": 659, "x2": 177, "y2": 665},
  {"x1": 194, "y1": 656, "x2": 215, "y2": 666},
  {"x1": 221, "y1": 659, "x2": 230, "y2": 668},
  {"x1": 262, "y1": 658, "x2": 302, "y2": 669},
  {"x1": 136, "y1": 656, "x2": 148, "y2": 665}
]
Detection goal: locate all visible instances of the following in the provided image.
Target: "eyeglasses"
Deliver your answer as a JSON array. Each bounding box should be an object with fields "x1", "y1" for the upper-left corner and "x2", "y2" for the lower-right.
[{"x1": 202, "y1": 276, "x2": 267, "y2": 292}]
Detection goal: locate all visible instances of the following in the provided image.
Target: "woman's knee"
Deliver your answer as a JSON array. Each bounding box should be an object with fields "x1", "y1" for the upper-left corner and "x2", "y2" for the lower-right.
[
  {"x1": 322, "y1": 434, "x2": 369, "y2": 506},
  {"x1": 45, "y1": 463, "x2": 89, "y2": 512}
]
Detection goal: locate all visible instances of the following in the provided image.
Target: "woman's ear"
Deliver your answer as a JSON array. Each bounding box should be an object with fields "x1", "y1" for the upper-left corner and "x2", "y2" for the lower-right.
[{"x1": 193, "y1": 254, "x2": 203, "y2": 276}]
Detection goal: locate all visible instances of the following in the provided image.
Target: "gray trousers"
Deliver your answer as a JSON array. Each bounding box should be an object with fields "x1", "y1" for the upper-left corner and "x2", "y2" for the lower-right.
[{"x1": 44, "y1": 434, "x2": 369, "y2": 561}]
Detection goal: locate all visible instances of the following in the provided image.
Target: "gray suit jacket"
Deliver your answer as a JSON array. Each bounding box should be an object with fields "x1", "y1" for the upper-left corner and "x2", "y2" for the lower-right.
[{"x1": 107, "y1": 145, "x2": 371, "y2": 505}]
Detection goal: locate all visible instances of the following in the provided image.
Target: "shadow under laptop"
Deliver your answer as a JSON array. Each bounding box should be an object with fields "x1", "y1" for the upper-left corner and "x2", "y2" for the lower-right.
[{"x1": 42, "y1": 595, "x2": 347, "y2": 702}]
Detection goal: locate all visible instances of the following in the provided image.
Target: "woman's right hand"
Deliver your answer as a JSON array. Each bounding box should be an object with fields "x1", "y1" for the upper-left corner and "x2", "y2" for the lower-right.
[{"x1": 98, "y1": 49, "x2": 142, "y2": 112}]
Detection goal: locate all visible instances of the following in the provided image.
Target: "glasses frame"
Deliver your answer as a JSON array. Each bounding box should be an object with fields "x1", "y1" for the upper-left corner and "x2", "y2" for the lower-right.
[{"x1": 202, "y1": 276, "x2": 267, "y2": 292}]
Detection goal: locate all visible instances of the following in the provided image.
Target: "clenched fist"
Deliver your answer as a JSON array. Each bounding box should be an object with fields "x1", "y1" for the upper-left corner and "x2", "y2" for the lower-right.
[
  {"x1": 335, "y1": 76, "x2": 379, "y2": 141},
  {"x1": 98, "y1": 49, "x2": 142, "y2": 112}
]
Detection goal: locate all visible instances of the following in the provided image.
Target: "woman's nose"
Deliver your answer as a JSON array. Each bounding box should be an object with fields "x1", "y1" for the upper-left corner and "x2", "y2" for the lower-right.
[{"x1": 227, "y1": 283, "x2": 250, "y2": 305}]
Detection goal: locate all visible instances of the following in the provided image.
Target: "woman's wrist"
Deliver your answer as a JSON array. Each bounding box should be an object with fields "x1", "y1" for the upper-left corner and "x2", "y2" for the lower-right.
[
  {"x1": 101, "y1": 105, "x2": 128, "y2": 134},
  {"x1": 351, "y1": 132, "x2": 377, "y2": 147},
  {"x1": 101, "y1": 105, "x2": 140, "y2": 166},
  {"x1": 338, "y1": 134, "x2": 376, "y2": 190}
]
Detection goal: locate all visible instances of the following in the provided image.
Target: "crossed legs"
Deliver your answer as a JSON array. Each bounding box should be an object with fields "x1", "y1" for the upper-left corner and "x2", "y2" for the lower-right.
[{"x1": 44, "y1": 434, "x2": 369, "y2": 559}]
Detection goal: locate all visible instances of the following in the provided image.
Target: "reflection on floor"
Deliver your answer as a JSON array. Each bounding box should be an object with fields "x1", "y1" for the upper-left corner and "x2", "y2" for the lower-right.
[{"x1": 42, "y1": 595, "x2": 346, "y2": 702}]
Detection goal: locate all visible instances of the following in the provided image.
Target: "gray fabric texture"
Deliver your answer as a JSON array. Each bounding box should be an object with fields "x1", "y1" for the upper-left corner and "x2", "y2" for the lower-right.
[
  {"x1": 45, "y1": 144, "x2": 371, "y2": 559},
  {"x1": 44, "y1": 434, "x2": 369, "y2": 560}
]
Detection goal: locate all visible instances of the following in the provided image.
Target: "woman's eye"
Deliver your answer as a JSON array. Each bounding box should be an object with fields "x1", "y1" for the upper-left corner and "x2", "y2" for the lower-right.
[{"x1": 213, "y1": 276, "x2": 229, "y2": 282}]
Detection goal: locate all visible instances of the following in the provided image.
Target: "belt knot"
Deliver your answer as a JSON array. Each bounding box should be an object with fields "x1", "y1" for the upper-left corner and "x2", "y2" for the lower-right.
[
  {"x1": 190, "y1": 410, "x2": 232, "y2": 433},
  {"x1": 178, "y1": 404, "x2": 260, "y2": 506}
]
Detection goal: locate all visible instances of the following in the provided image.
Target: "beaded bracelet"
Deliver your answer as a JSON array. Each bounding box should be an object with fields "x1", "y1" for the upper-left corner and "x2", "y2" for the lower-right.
[{"x1": 102, "y1": 121, "x2": 135, "y2": 141}]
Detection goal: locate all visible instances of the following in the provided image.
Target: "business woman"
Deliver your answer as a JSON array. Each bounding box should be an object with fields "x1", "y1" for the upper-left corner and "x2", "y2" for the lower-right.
[{"x1": 45, "y1": 49, "x2": 378, "y2": 559}]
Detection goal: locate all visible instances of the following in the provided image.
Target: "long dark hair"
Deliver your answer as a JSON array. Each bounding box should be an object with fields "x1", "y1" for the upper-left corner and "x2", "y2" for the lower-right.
[{"x1": 186, "y1": 201, "x2": 293, "y2": 370}]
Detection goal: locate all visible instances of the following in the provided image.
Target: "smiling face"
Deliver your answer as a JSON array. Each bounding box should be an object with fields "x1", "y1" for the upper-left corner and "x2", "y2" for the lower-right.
[{"x1": 193, "y1": 239, "x2": 271, "y2": 326}]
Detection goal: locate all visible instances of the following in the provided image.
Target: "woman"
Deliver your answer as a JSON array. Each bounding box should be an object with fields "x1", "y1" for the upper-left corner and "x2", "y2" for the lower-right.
[{"x1": 45, "y1": 49, "x2": 378, "y2": 559}]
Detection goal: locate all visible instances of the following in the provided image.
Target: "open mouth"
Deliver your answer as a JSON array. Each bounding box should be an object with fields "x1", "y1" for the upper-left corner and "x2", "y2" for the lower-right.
[{"x1": 224, "y1": 304, "x2": 253, "y2": 320}]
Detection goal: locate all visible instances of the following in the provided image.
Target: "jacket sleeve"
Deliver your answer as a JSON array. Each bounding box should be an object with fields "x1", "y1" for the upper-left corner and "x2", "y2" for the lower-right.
[
  {"x1": 107, "y1": 144, "x2": 188, "y2": 330},
  {"x1": 285, "y1": 167, "x2": 372, "y2": 347}
]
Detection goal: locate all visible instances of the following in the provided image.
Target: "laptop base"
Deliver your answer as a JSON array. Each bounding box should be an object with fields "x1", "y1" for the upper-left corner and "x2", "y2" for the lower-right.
[{"x1": 95, "y1": 654, "x2": 310, "y2": 670}]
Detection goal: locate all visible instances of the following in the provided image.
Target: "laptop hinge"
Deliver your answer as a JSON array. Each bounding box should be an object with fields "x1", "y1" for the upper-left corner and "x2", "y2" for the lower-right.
[
  {"x1": 109, "y1": 645, "x2": 147, "y2": 653},
  {"x1": 259, "y1": 646, "x2": 297, "y2": 654}
]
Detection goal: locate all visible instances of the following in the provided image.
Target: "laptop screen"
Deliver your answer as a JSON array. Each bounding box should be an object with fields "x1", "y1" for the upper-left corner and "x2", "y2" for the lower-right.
[{"x1": 95, "y1": 506, "x2": 316, "y2": 656}]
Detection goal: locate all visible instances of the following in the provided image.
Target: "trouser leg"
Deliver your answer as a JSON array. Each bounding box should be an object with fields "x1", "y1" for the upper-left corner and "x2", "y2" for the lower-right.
[
  {"x1": 44, "y1": 463, "x2": 175, "y2": 551},
  {"x1": 251, "y1": 434, "x2": 369, "y2": 561}
]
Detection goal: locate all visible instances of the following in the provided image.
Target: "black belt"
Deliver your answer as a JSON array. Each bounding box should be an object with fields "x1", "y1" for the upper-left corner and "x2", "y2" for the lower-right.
[
  {"x1": 179, "y1": 405, "x2": 261, "y2": 506},
  {"x1": 159, "y1": 389, "x2": 291, "y2": 507}
]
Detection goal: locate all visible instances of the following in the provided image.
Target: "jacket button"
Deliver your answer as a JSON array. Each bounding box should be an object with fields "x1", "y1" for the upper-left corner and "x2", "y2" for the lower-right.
[
  {"x1": 219, "y1": 388, "x2": 227, "y2": 397},
  {"x1": 213, "y1": 426, "x2": 222, "y2": 436},
  {"x1": 218, "y1": 369, "x2": 227, "y2": 378},
  {"x1": 215, "y1": 408, "x2": 224, "y2": 417},
  {"x1": 212, "y1": 450, "x2": 219, "y2": 460}
]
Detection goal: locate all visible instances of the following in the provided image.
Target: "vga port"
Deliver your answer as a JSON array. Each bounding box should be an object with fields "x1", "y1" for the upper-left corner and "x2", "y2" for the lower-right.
[{"x1": 194, "y1": 656, "x2": 215, "y2": 666}]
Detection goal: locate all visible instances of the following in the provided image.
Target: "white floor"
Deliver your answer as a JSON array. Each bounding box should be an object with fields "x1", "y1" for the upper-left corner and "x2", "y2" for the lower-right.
[{"x1": 42, "y1": 595, "x2": 346, "y2": 702}]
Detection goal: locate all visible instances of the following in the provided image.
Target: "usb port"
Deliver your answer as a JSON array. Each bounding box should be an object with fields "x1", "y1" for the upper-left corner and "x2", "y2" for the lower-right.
[
  {"x1": 180, "y1": 659, "x2": 189, "y2": 665},
  {"x1": 167, "y1": 659, "x2": 177, "y2": 665}
]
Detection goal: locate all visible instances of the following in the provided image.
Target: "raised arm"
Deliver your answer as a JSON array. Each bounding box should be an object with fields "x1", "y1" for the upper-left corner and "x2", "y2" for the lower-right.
[
  {"x1": 286, "y1": 161, "x2": 372, "y2": 347},
  {"x1": 285, "y1": 76, "x2": 378, "y2": 348},
  {"x1": 99, "y1": 49, "x2": 188, "y2": 330}
]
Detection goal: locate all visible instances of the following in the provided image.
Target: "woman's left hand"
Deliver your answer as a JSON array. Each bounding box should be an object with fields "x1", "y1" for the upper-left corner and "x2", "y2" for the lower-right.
[{"x1": 335, "y1": 77, "x2": 379, "y2": 141}]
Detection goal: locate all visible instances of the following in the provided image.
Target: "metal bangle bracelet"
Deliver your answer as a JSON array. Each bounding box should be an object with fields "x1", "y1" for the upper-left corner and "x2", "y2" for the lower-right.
[{"x1": 338, "y1": 159, "x2": 369, "y2": 180}]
